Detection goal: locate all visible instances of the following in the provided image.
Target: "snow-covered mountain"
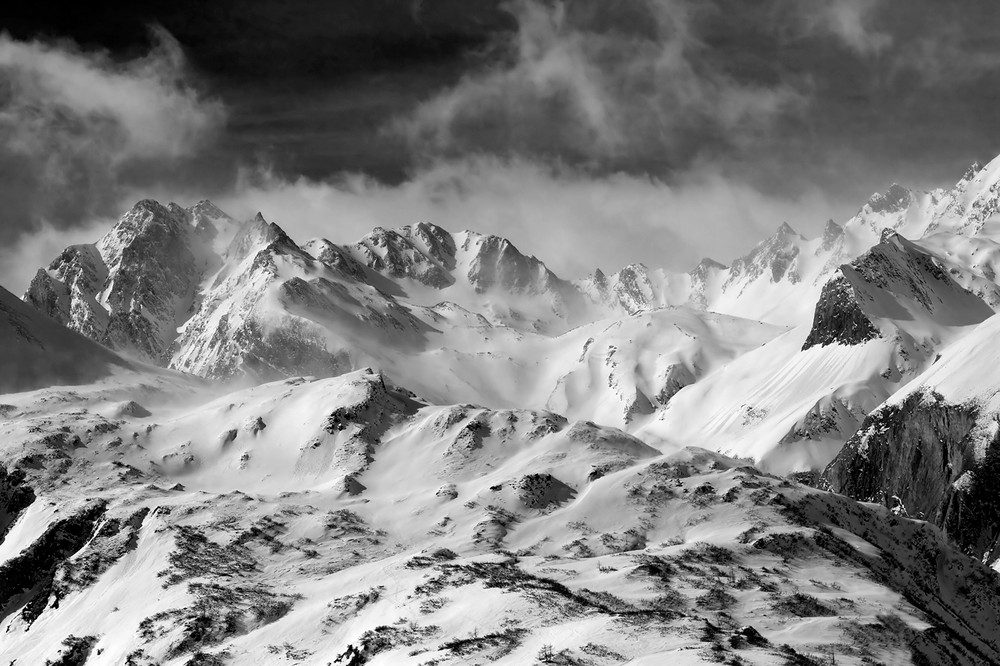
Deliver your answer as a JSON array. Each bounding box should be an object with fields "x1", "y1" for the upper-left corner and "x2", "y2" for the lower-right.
[{"x1": 9, "y1": 155, "x2": 1000, "y2": 663}]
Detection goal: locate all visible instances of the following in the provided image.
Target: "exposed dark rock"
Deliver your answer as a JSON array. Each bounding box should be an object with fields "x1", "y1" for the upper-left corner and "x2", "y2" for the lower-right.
[
  {"x1": 353, "y1": 224, "x2": 455, "y2": 288},
  {"x1": 655, "y1": 363, "x2": 695, "y2": 406},
  {"x1": 687, "y1": 258, "x2": 726, "y2": 309},
  {"x1": 725, "y1": 223, "x2": 803, "y2": 288},
  {"x1": 609, "y1": 264, "x2": 653, "y2": 314},
  {"x1": 732, "y1": 625, "x2": 768, "y2": 647},
  {"x1": 866, "y1": 183, "x2": 912, "y2": 214},
  {"x1": 514, "y1": 473, "x2": 576, "y2": 509},
  {"x1": 624, "y1": 388, "x2": 655, "y2": 423},
  {"x1": 0, "y1": 501, "x2": 106, "y2": 623},
  {"x1": 819, "y1": 219, "x2": 844, "y2": 252},
  {"x1": 24, "y1": 268, "x2": 71, "y2": 326},
  {"x1": 0, "y1": 465, "x2": 35, "y2": 544},
  {"x1": 802, "y1": 275, "x2": 880, "y2": 350},
  {"x1": 60, "y1": 508, "x2": 150, "y2": 591},
  {"x1": 825, "y1": 389, "x2": 1000, "y2": 563},
  {"x1": 113, "y1": 401, "x2": 152, "y2": 419}
]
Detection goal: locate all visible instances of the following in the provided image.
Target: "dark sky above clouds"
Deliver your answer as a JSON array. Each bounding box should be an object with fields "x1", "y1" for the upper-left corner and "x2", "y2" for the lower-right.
[{"x1": 3, "y1": 0, "x2": 1000, "y2": 285}]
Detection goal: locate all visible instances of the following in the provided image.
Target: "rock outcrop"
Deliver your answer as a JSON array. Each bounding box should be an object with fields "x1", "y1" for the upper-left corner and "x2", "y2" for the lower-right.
[
  {"x1": 801, "y1": 275, "x2": 880, "y2": 350},
  {"x1": 825, "y1": 389, "x2": 1000, "y2": 563}
]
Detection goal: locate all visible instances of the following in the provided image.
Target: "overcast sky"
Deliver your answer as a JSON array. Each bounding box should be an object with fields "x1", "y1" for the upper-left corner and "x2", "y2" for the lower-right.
[{"x1": 3, "y1": 0, "x2": 1000, "y2": 287}]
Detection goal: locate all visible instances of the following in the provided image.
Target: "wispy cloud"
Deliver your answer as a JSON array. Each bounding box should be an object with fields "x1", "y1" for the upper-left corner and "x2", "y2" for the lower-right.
[
  {"x1": 0, "y1": 27, "x2": 224, "y2": 242},
  {"x1": 791, "y1": 0, "x2": 892, "y2": 56},
  {"x1": 394, "y1": 0, "x2": 802, "y2": 168},
  {"x1": 894, "y1": 23, "x2": 1000, "y2": 88},
  {"x1": 196, "y1": 156, "x2": 838, "y2": 280}
]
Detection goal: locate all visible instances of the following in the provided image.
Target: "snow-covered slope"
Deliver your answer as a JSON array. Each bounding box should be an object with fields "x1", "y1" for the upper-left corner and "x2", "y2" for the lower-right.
[
  {"x1": 0, "y1": 284, "x2": 136, "y2": 392},
  {"x1": 636, "y1": 228, "x2": 993, "y2": 474},
  {"x1": 2, "y1": 370, "x2": 999, "y2": 665},
  {"x1": 170, "y1": 214, "x2": 433, "y2": 381}
]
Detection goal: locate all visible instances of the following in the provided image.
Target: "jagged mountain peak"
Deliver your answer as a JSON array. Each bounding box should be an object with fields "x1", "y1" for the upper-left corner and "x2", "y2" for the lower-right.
[
  {"x1": 865, "y1": 183, "x2": 912, "y2": 215},
  {"x1": 102, "y1": 199, "x2": 236, "y2": 253},
  {"x1": 821, "y1": 217, "x2": 843, "y2": 239},
  {"x1": 693, "y1": 257, "x2": 727, "y2": 272},
  {"x1": 840, "y1": 231, "x2": 993, "y2": 342},
  {"x1": 460, "y1": 230, "x2": 566, "y2": 296},
  {"x1": 190, "y1": 199, "x2": 230, "y2": 219},
  {"x1": 128, "y1": 198, "x2": 171, "y2": 216},
  {"x1": 21, "y1": 198, "x2": 238, "y2": 363},
  {"x1": 775, "y1": 221, "x2": 804, "y2": 239},
  {"x1": 726, "y1": 220, "x2": 805, "y2": 286},
  {"x1": 225, "y1": 212, "x2": 297, "y2": 263},
  {"x1": 407, "y1": 220, "x2": 453, "y2": 242},
  {"x1": 800, "y1": 226, "x2": 994, "y2": 378},
  {"x1": 352, "y1": 222, "x2": 457, "y2": 288},
  {"x1": 301, "y1": 238, "x2": 369, "y2": 281},
  {"x1": 99, "y1": 199, "x2": 188, "y2": 249},
  {"x1": 617, "y1": 261, "x2": 650, "y2": 275},
  {"x1": 801, "y1": 271, "x2": 879, "y2": 351}
]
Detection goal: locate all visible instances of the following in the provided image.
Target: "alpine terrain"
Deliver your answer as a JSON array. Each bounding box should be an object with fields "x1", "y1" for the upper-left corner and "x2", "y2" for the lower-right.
[{"x1": 8, "y1": 157, "x2": 1000, "y2": 665}]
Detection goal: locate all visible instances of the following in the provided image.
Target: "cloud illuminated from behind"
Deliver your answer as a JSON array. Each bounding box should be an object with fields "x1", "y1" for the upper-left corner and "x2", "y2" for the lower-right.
[{"x1": 0, "y1": 27, "x2": 224, "y2": 242}]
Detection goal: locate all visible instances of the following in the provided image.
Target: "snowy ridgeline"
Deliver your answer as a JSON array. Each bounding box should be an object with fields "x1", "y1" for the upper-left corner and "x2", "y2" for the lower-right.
[{"x1": 4, "y1": 158, "x2": 1000, "y2": 662}]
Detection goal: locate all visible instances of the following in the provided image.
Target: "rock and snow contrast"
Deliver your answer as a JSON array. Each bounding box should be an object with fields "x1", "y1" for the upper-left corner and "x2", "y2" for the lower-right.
[{"x1": 8, "y1": 157, "x2": 1000, "y2": 664}]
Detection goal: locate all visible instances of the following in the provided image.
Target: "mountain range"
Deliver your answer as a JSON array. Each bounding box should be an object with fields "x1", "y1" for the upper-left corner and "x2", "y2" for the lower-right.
[{"x1": 5, "y1": 156, "x2": 1000, "y2": 663}]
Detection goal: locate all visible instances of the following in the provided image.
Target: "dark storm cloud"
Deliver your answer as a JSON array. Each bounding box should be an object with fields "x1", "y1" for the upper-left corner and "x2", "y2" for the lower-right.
[
  {"x1": 3, "y1": 0, "x2": 513, "y2": 80},
  {"x1": 391, "y1": 0, "x2": 1000, "y2": 200},
  {"x1": 4, "y1": 0, "x2": 1000, "y2": 289},
  {"x1": 395, "y1": 0, "x2": 804, "y2": 170}
]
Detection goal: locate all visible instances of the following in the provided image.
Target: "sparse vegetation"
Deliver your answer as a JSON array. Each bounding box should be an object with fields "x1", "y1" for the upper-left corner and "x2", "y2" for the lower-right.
[
  {"x1": 44, "y1": 635, "x2": 98, "y2": 666},
  {"x1": 773, "y1": 593, "x2": 836, "y2": 617},
  {"x1": 677, "y1": 542, "x2": 737, "y2": 566},
  {"x1": 439, "y1": 627, "x2": 527, "y2": 658},
  {"x1": 696, "y1": 586, "x2": 737, "y2": 611}
]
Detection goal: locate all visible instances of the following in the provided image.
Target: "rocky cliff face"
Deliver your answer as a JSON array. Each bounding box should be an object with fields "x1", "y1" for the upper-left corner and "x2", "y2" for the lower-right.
[
  {"x1": 866, "y1": 183, "x2": 913, "y2": 215},
  {"x1": 825, "y1": 389, "x2": 1000, "y2": 563},
  {"x1": 23, "y1": 200, "x2": 220, "y2": 363},
  {"x1": 725, "y1": 222, "x2": 804, "y2": 287},
  {"x1": 801, "y1": 275, "x2": 880, "y2": 350}
]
